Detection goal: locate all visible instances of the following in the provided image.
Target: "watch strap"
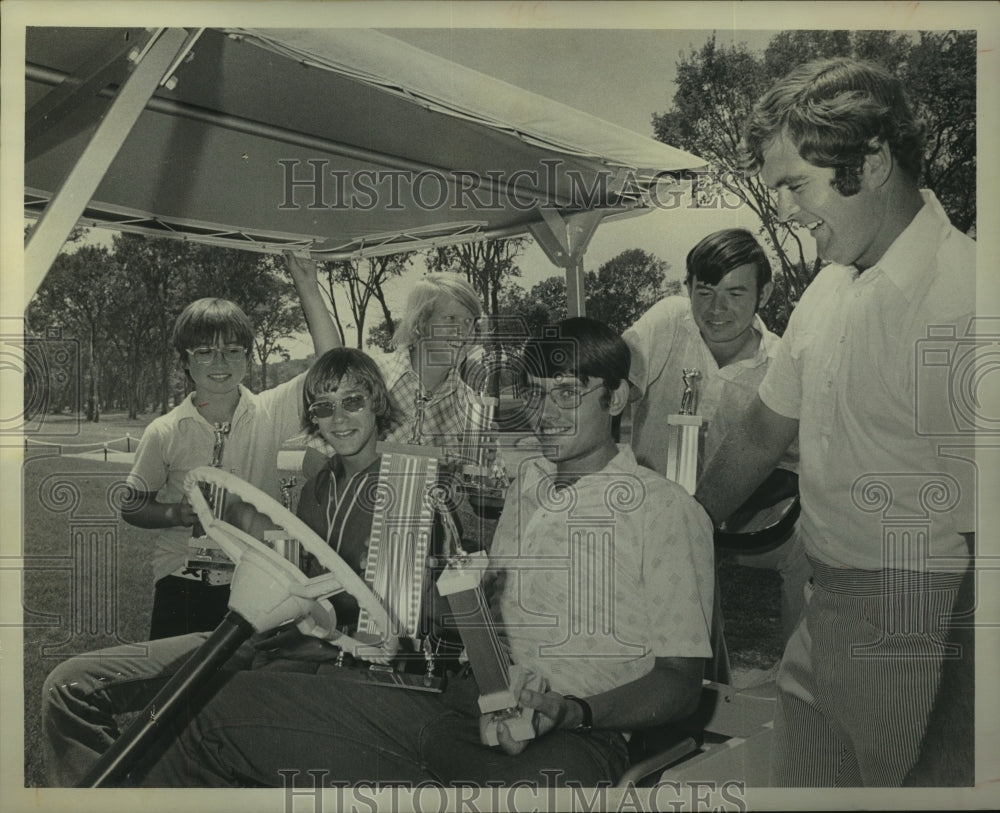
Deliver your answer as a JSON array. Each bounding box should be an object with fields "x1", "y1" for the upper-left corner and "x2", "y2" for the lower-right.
[{"x1": 564, "y1": 694, "x2": 593, "y2": 735}]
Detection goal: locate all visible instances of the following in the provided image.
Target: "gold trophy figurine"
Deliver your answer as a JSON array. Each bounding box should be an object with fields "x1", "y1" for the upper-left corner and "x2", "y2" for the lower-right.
[{"x1": 666, "y1": 369, "x2": 703, "y2": 495}]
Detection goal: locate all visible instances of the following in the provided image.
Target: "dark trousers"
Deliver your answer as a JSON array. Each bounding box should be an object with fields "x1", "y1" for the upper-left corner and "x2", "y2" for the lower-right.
[
  {"x1": 149, "y1": 576, "x2": 231, "y2": 640},
  {"x1": 137, "y1": 662, "x2": 629, "y2": 788}
]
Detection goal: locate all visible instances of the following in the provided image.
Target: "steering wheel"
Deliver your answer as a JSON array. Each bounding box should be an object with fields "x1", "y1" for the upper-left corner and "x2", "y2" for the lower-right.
[{"x1": 184, "y1": 466, "x2": 392, "y2": 660}]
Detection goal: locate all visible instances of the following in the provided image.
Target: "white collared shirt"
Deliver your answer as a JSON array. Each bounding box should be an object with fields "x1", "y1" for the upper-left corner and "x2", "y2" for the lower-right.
[
  {"x1": 759, "y1": 191, "x2": 976, "y2": 571},
  {"x1": 128, "y1": 376, "x2": 305, "y2": 581},
  {"x1": 624, "y1": 296, "x2": 789, "y2": 474}
]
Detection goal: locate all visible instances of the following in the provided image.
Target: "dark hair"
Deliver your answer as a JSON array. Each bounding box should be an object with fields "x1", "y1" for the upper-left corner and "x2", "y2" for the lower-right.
[
  {"x1": 302, "y1": 348, "x2": 399, "y2": 438},
  {"x1": 171, "y1": 298, "x2": 254, "y2": 361},
  {"x1": 518, "y1": 317, "x2": 630, "y2": 440},
  {"x1": 685, "y1": 228, "x2": 772, "y2": 296},
  {"x1": 741, "y1": 57, "x2": 924, "y2": 195}
]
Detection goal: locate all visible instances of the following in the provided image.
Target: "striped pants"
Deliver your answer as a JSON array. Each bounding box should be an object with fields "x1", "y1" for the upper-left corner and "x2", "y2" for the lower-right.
[{"x1": 770, "y1": 558, "x2": 965, "y2": 787}]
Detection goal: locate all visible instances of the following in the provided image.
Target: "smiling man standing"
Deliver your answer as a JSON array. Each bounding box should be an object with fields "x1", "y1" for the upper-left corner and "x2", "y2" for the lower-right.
[
  {"x1": 696, "y1": 58, "x2": 976, "y2": 787},
  {"x1": 624, "y1": 229, "x2": 810, "y2": 647}
]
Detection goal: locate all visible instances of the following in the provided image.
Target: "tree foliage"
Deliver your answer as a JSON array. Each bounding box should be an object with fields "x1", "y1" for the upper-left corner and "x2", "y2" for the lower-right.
[
  {"x1": 366, "y1": 319, "x2": 395, "y2": 354},
  {"x1": 426, "y1": 238, "x2": 526, "y2": 316},
  {"x1": 585, "y1": 249, "x2": 671, "y2": 334},
  {"x1": 27, "y1": 243, "x2": 119, "y2": 421},
  {"x1": 499, "y1": 249, "x2": 674, "y2": 337},
  {"x1": 27, "y1": 235, "x2": 316, "y2": 419},
  {"x1": 653, "y1": 29, "x2": 976, "y2": 333},
  {"x1": 319, "y1": 252, "x2": 413, "y2": 347}
]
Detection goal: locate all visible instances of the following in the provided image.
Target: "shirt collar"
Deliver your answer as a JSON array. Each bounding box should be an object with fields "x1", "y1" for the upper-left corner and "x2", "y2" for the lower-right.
[
  {"x1": 682, "y1": 306, "x2": 776, "y2": 367},
  {"x1": 176, "y1": 384, "x2": 252, "y2": 425},
  {"x1": 864, "y1": 190, "x2": 952, "y2": 300},
  {"x1": 381, "y1": 348, "x2": 413, "y2": 391},
  {"x1": 386, "y1": 345, "x2": 463, "y2": 399},
  {"x1": 526, "y1": 443, "x2": 641, "y2": 483}
]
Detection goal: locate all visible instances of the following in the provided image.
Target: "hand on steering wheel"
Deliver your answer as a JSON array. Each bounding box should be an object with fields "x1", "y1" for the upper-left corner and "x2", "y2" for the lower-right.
[{"x1": 185, "y1": 466, "x2": 393, "y2": 661}]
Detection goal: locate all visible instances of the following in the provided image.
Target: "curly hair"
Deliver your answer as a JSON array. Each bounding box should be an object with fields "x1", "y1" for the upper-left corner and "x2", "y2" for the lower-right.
[{"x1": 741, "y1": 57, "x2": 924, "y2": 195}]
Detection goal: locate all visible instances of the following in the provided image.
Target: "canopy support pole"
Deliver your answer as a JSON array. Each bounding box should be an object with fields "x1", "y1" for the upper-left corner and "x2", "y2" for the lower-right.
[
  {"x1": 24, "y1": 27, "x2": 191, "y2": 308},
  {"x1": 528, "y1": 207, "x2": 606, "y2": 318}
]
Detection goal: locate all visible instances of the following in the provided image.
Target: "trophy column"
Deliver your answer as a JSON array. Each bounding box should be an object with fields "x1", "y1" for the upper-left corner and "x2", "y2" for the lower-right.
[{"x1": 665, "y1": 369, "x2": 703, "y2": 495}]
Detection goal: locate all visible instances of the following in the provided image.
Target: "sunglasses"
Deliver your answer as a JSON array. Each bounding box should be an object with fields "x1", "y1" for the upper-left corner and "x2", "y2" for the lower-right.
[{"x1": 307, "y1": 394, "x2": 369, "y2": 418}]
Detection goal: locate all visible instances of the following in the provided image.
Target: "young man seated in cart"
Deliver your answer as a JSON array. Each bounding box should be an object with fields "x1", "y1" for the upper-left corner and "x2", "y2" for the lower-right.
[{"x1": 44, "y1": 318, "x2": 715, "y2": 789}]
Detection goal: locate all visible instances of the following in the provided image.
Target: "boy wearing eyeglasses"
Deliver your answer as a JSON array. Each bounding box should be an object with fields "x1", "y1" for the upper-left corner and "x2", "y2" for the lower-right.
[{"x1": 121, "y1": 253, "x2": 339, "y2": 639}]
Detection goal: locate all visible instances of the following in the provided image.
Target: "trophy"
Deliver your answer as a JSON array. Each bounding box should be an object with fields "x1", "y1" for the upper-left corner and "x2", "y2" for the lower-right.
[
  {"x1": 262, "y1": 476, "x2": 302, "y2": 568},
  {"x1": 186, "y1": 422, "x2": 237, "y2": 584},
  {"x1": 665, "y1": 369, "x2": 703, "y2": 495}
]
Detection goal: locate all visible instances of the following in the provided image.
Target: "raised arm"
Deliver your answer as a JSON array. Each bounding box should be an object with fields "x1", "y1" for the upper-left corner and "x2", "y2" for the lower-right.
[
  {"x1": 695, "y1": 394, "x2": 798, "y2": 527},
  {"x1": 285, "y1": 251, "x2": 342, "y2": 355}
]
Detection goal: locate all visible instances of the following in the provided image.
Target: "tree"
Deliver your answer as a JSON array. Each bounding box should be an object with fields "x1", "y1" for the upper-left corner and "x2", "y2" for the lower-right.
[
  {"x1": 319, "y1": 253, "x2": 413, "y2": 347},
  {"x1": 585, "y1": 249, "x2": 669, "y2": 334},
  {"x1": 27, "y1": 244, "x2": 120, "y2": 422},
  {"x1": 904, "y1": 31, "x2": 976, "y2": 235},
  {"x1": 109, "y1": 233, "x2": 196, "y2": 416},
  {"x1": 106, "y1": 236, "x2": 287, "y2": 402},
  {"x1": 366, "y1": 320, "x2": 395, "y2": 354},
  {"x1": 28, "y1": 233, "x2": 330, "y2": 416},
  {"x1": 426, "y1": 238, "x2": 526, "y2": 316},
  {"x1": 247, "y1": 271, "x2": 307, "y2": 390},
  {"x1": 499, "y1": 249, "x2": 675, "y2": 337},
  {"x1": 653, "y1": 29, "x2": 976, "y2": 332},
  {"x1": 496, "y1": 286, "x2": 557, "y2": 339}
]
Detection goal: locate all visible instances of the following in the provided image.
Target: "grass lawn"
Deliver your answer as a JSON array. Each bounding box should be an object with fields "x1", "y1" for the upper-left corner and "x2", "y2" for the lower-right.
[{"x1": 19, "y1": 414, "x2": 783, "y2": 787}]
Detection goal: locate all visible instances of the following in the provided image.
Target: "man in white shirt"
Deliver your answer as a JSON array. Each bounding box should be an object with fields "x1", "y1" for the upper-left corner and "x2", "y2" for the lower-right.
[
  {"x1": 624, "y1": 229, "x2": 809, "y2": 644},
  {"x1": 696, "y1": 57, "x2": 976, "y2": 787}
]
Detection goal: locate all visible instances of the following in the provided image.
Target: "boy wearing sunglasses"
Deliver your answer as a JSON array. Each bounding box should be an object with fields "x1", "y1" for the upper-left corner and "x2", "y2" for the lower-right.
[{"x1": 120, "y1": 253, "x2": 339, "y2": 639}]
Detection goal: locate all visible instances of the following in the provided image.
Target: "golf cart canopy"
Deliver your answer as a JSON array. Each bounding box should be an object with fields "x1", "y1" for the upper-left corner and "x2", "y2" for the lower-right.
[{"x1": 24, "y1": 27, "x2": 705, "y2": 308}]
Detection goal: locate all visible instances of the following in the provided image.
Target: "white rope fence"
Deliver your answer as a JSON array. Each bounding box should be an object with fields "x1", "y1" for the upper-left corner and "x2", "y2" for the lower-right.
[{"x1": 24, "y1": 434, "x2": 138, "y2": 461}]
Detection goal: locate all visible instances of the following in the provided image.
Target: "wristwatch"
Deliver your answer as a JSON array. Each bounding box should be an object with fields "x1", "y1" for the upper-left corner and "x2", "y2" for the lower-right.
[{"x1": 564, "y1": 695, "x2": 593, "y2": 735}]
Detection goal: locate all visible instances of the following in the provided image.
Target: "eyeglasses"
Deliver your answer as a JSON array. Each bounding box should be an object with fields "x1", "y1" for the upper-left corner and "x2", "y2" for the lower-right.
[
  {"x1": 308, "y1": 394, "x2": 369, "y2": 419},
  {"x1": 424, "y1": 316, "x2": 482, "y2": 339},
  {"x1": 522, "y1": 384, "x2": 604, "y2": 410},
  {"x1": 187, "y1": 345, "x2": 247, "y2": 365}
]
